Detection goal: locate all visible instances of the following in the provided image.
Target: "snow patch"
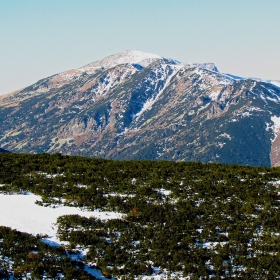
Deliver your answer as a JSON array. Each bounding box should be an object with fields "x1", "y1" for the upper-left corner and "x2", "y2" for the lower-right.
[
  {"x1": 209, "y1": 90, "x2": 221, "y2": 101},
  {"x1": 241, "y1": 111, "x2": 252, "y2": 117},
  {"x1": 157, "y1": 189, "x2": 172, "y2": 196},
  {"x1": 269, "y1": 116, "x2": 280, "y2": 140},
  {"x1": 217, "y1": 133, "x2": 231, "y2": 140},
  {"x1": 0, "y1": 193, "x2": 124, "y2": 245},
  {"x1": 247, "y1": 106, "x2": 264, "y2": 112}
]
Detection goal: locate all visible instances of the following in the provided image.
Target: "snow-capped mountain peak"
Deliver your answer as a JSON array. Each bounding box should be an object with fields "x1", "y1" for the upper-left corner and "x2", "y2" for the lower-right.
[
  {"x1": 1, "y1": 50, "x2": 280, "y2": 167},
  {"x1": 82, "y1": 50, "x2": 162, "y2": 70}
]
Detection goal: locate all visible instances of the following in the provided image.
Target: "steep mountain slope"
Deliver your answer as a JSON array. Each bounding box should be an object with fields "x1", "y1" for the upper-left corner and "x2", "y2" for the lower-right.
[{"x1": 1, "y1": 50, "x2": 280, "y2": 166}]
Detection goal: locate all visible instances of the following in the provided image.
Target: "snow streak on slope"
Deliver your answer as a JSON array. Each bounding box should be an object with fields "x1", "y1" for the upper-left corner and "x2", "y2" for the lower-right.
[
  {"x1": 134, "y1": 64, "x2": 184, "y2": 121},
  {"x1": 0, "y1": 193, "x2": 123, "y2": 246}
]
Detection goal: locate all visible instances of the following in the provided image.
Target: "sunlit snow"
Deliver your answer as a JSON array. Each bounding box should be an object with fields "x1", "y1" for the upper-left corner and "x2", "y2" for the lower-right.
[
  {"x1": 209, "y1": 90, "x2": 220, "y2": 100},
  {"x1": 270, "y1": 115, "x2": 280, "y2": 140},
  {"x1": 0, "y1": 193, "x2": 123, "y2": 245},
  {"x1": 82, "y1": 50, "x2": 162, "y2": 71}
]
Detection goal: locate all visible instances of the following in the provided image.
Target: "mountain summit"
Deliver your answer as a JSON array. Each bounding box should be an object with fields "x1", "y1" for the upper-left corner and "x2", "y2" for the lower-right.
[
  {"x1": 1, "y1": 50, "x2": 280, "y2": 166},
  {"x1": 82, "y1": 49, "x2": 163, "y2": 69}
]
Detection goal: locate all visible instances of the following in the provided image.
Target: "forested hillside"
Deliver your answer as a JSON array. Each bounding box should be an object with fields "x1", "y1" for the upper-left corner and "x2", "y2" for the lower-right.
[{"x1": 0, "y1": 153, "x2": 279, "y2": 279}]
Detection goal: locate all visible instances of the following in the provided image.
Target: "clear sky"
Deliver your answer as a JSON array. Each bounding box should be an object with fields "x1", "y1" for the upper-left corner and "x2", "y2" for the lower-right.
[{"x1": 1, "y1": 0, "x2": 280, "y2": 95}]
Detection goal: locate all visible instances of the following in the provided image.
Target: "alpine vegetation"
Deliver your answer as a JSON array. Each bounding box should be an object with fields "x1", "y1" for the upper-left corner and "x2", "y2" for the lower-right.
[{"x1": 0, "y1": 153, "x2": 279, "y2": 279}]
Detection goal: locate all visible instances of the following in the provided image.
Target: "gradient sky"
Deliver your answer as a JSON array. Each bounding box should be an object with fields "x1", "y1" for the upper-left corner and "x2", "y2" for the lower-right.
[{"x1": 1, "y1": 0, "x2": 280, "y2": 95}]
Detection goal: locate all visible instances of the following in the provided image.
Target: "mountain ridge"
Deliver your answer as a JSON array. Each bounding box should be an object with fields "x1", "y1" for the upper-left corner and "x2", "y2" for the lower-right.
[{"x1": 1, "y1": 50, "x2": 280, "y2": 166}]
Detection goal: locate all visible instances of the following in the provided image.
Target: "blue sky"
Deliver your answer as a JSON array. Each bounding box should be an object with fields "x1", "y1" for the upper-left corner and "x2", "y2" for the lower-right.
[{"x1": 1, "y1": 0, "x2": 280, "y2": 95}]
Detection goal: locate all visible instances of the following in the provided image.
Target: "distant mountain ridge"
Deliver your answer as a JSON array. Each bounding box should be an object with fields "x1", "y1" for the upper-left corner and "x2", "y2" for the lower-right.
[{"x1": 1, "y1": 50, "x2": 280, "y2": 166}]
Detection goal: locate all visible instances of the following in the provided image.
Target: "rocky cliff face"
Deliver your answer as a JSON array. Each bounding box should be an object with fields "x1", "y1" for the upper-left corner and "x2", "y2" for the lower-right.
[{"x1": 1, "y1": 50, "x2": 280, "y2": 166}]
